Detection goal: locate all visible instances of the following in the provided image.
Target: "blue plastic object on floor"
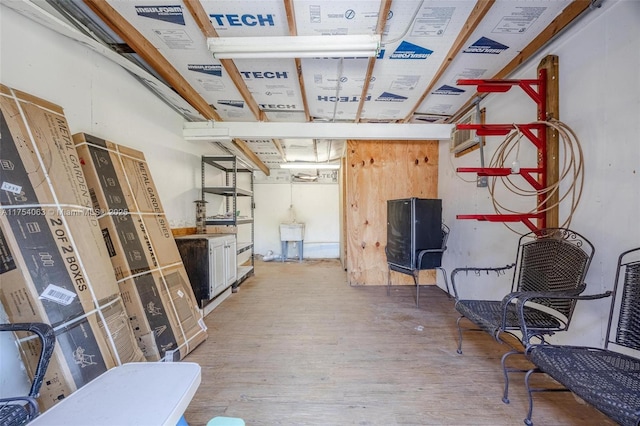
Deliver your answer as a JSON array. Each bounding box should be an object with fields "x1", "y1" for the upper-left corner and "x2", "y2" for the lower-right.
[
  {"x1": 176, "y1": 415, "x2": 189, "y2": 426},
  {"x1": 206, "y1": 416, "x2": 245, "y2": 426}
]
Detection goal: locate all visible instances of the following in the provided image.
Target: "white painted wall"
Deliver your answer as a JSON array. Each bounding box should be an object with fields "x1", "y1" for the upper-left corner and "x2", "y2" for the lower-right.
[
  {"x1": 439, "y1": 0, "x2": 640, "y2": 347},
  {"x1": 254, "y1": 180, "x2": 340, "y2": 259}
]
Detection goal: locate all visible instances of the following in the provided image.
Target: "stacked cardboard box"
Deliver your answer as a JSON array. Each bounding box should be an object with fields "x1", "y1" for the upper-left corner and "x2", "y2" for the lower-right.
[
  {"x1": 74, "y1": 133, "x2": 207, "y2": 361},
  {"x1": 0, "y1": 84, "x2": 145, "y2": 410}
]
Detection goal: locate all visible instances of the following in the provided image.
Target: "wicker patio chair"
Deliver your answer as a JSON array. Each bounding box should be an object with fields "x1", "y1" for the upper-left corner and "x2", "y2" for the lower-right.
[
  {"x1": 387, "y1": 223, "x2": 450, "y2": 307},
  {"x1": 451, "y1": 228, "x2": 594, "y2": 403},
  {"x1": 519, "y1": 246, "x2": 640, "y2": 426},
  {"x1": 0, "y1": 322, "x2": 56, "y2": 426}
]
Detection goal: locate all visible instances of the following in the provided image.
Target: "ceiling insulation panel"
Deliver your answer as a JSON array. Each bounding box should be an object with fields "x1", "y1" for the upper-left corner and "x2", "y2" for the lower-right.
[
  {"x1": 198, "y1": 1, "x2": 308, "y2": 124},
  {"x1": 199, "y1": 0, "x2": 288, "y2": 36},
  {"x1": 293, "y1": 1, "x2": 379, "y2": 121},
  {"x1": 107, "y1": 0, "x2": 256, "y2": 121},
  {"x1": 243, "y1": 139, "x2": 283, "y2": 167},
  {"x1": 300, "y1": 57, "x2": 371, "y2": 121},
  {"x1": 16, "y1": 0, "x2": 593, "y2": 170},
  {"x1": 233, "y1": 58, "x2": 306, "y2": 118},
  {"x1": 360, "y1": 2, "x2": 476, "y2": 120},
  {"x1": 416, "y1": 0, "x2": 572, "y2": 116}
]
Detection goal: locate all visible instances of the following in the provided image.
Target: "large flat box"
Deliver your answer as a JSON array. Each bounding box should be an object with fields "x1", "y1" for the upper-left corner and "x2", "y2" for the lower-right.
[
  {"x1": 0, "y1": 84, "x2": 145, "y2": 410},
  {"x1": 73, "y1": 133, "x2": 206, "y2": 361},
  {"x1": 119, "y1": 265, "x2": 205, "y2": 360}
]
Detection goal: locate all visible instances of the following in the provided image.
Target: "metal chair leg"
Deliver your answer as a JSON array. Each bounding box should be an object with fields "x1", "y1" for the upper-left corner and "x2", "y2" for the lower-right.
[
  {"x1": 524, "y1": 368, "x2": 537, "y2": 426},
  {"x1": 501, "y1": 349, "x2": 522, "y2": 404},
  {"x1": 413, "y1": 270, "x2": 420, "y2": 307},
  {"x1": 387, "y1": 266, "x2": 392, "y2": 296},
  {"x1": 456, "y1": 316, "x2": 465, "y2": 354},
  {"x1": 435, "y1": 266, "x2": 451, "y2": 298}
]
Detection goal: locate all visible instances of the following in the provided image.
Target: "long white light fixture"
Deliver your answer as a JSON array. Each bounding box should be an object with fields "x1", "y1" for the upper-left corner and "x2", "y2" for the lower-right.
[
  {"x1": 182, "y1": 122, "x2": 232, "y2": 142},
  {"x1": 183, "y1": 121, "x2": 453, "y2": 141},
  {"x1": 280, "y1": 162, "x2": 340, "y2": 170},
  {"x1": 207, "y1": 35, "x2": 381, "y2": 59}
]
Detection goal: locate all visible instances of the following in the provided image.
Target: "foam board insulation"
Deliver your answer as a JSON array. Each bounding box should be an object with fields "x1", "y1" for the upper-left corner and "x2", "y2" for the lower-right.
[
  {"x1": 293, "y1": 1, "x2": 377, "y2": 121},
  {"x1": 108, "y1": 0, "x2": 256, "y2": 121},
  {"x1": 298, "y1": 57, "x2": 367, "y2": 121},
  {"x1": 2, "y1": 0, "x2": 204, "y2": 121},
  {"x1": 360, "y1": 2, "x2": 476, "y2": 120},
  {"x1": 243, "y1": 139, "x2": 283, "y2": 168},
  {"x1": 232, "y1": 58, "x2": 306, "y2": 117},
  {"x1": 416, "y1": 0, "x2": 572, "y2": 115},
  {"x1": 20, "y1": 0, "x2": 581, "y2": 171}
]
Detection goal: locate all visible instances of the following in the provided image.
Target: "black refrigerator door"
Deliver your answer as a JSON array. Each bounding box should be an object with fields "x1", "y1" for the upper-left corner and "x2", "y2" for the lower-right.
[
  {"x1": 386, "y1": 199, "x2": 413, "y2": 268},
  {"x1": 386, "y1": 198, "x2": 442, "y2": 270},
  {"x1": 414, "y1": 198, "x2": 442, "y2": 269}
]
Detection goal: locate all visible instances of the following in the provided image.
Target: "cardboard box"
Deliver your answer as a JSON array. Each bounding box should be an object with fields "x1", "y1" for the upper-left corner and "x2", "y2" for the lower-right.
[
  {"x1": 119, "y1": 265, "x2": 206, "y2": 360},
  {"x1": 74, "y1": 133, "x2": 207, "y2": 361},
  {"x1": 0, "y1": 84, "x2": 145, "y2": 410}
]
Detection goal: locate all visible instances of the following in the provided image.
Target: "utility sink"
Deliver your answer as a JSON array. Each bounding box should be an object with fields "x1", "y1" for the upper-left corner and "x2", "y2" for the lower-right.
[{"x1": 280, "y1": 223, "x2": 305, "y2": 241}]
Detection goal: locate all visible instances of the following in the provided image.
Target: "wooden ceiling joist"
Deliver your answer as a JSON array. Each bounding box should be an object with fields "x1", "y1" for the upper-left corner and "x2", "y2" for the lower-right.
[
  {"x1": 284, "y1": 0, "x2": 311, "y2": 123},
  {"x1": 355, "y1": 0, "x2": 393, "y2": 122},
  {"x1": 183, "y1": 0, "x2": 264, "y2": 122}
]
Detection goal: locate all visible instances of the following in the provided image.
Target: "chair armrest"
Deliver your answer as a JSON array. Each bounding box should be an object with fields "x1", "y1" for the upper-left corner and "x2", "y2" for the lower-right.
[
  {"x1": 0, "y1": 323, "x2": 56, "y2": 398},
  {"x1": 514, "y1": 290, "x2": 613, "y2": 348},
  {"x1": 499, "y1": 287, "x2": 585, "y2": 331},
  {"x1": 416, "y1": 248, "x2": 444, "y2": 266},
  {"x1": 0, "y1": 396, "x2": 39, "y2": 418},
  {"x1": 451, "y1": 263, "x2": 516, "y2": 299}
]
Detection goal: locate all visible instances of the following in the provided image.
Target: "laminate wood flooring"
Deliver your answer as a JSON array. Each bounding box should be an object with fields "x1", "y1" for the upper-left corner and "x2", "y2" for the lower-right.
[{"x1": 183, "y1": 259, "x2": 614, "y2": 426}]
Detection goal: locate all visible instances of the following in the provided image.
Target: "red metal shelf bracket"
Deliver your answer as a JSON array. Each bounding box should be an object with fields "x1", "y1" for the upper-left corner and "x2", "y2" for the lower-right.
[{"x1": 454, "y1": 70, "x2": 548, "y2": 231}]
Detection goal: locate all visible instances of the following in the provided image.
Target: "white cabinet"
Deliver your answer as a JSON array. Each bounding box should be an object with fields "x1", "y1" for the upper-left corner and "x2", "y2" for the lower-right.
[
  {"x1": 211, "y1": 235, "x2": 237, "y2": 290},
  {"x1": 175, "y1": 234, "x2": 237, "y2": 308}
]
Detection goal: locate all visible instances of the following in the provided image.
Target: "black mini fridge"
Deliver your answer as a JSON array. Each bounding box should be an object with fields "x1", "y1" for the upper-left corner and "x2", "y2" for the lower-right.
[{"x1": 386, "y1": 198, "x2": 442, "y2": 270}]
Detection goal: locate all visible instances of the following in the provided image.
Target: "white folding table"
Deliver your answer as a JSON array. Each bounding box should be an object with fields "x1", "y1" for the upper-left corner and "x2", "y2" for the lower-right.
[{"x1": 30, "y1": 362, "x2": 201, "y2": 426}]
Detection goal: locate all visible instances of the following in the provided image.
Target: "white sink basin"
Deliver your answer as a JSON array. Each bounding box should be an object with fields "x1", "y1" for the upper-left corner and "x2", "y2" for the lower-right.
[{"x1": 280, "y1": 223, "x2": 305, "y2": 241}]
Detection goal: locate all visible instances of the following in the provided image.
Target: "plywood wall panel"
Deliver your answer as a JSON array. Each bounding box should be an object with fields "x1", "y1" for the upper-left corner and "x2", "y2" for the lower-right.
[{"x1": 346, "y1": 140, "x2": 439, "y2": 286}]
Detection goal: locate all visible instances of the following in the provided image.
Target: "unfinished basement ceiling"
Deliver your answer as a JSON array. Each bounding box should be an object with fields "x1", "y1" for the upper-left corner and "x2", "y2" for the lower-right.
[{"x1": 9, "y1": 0, "x2": 598, "y2": 172}]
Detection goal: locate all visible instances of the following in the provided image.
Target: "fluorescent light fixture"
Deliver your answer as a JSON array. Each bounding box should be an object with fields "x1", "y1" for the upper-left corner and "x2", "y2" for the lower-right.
[
  {"x1": 184, "y1": 121, "x2": 454, "y2": 140},
  {"x1": 207, "y1": 35, "x2": 381, "y2": 59},
  {"x1": 183, "y1": 122, "x2": 231, "y2": 142},
  {"x1": 280, "y1": 162, "x2": 340, "y2": 170}
]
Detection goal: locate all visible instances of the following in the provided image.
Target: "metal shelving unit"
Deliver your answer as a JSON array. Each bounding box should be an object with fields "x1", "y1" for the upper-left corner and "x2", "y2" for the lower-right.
[{"x1": 201, "y1": 155, "x2": 254, "y2": 286}]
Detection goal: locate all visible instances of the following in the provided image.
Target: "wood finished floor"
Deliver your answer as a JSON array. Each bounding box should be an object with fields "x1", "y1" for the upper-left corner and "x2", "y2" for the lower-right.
[{"x1": 183, "y1": 259, "x2": 614, "y2": 426}]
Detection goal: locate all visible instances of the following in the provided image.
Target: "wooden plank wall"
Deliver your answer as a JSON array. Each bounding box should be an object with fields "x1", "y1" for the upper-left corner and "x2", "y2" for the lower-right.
[{"x1": 345, "y1": 140, "x2": 440, "y2": 286}]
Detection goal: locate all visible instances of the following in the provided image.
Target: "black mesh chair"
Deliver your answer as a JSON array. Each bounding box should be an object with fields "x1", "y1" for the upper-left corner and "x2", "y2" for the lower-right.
[
  {"x1": 519, "y1": 247, "x2": 640, "y2": 426},
  {"x1": 387, "y1": 223, "x2": 450, "y2": 307},
  {"x1": 451, "y1": 228, "x2": 594, "y2": 403},
  {"x1": 0, "y1": 323, "x2": 56, "y2": 426}
]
